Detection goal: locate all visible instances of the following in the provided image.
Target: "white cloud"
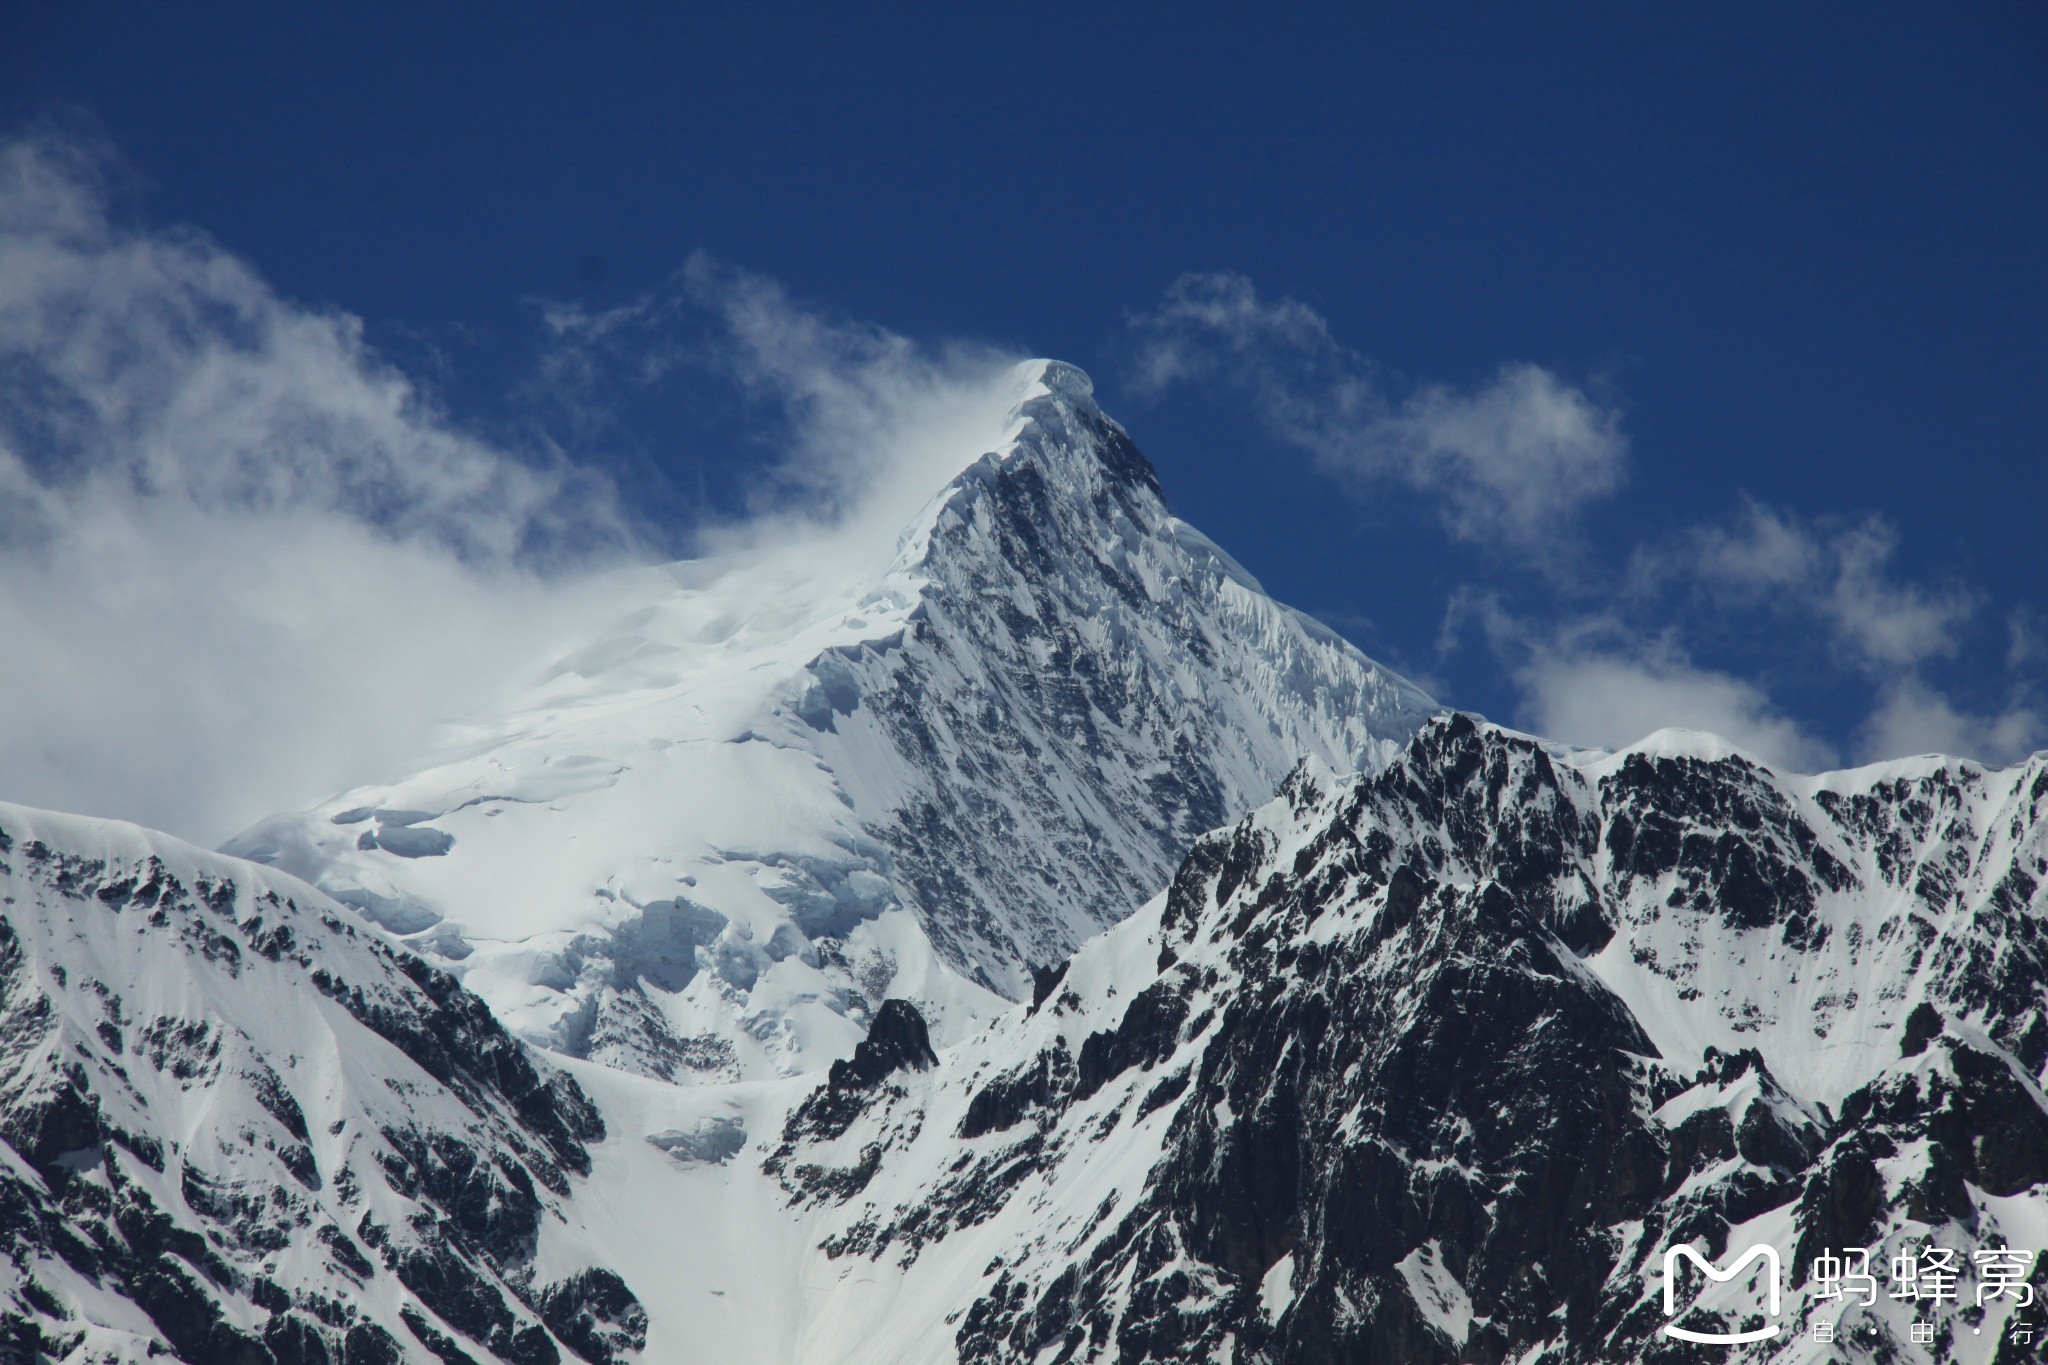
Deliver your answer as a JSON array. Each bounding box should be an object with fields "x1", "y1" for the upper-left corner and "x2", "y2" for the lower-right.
[
  {"x1": 0, "y1": 139, "x2": 1068, "y2": 845},
  {"x1": 2008, "y1": 609, "x2": 2043, "y2": 672},
  {"x1": 1681, "y1": 500, "x2": 1821, "y2": 591},
  {"x1": 537, "y1": 255, "x2": 1033, "y2": 577},
  {"x1": 1367, "y1": 363, "x2": 1628, "y2": 548},
  {"x1": 1683, "y1": 502, "x2": 1974, "y2": 670},
  {"x1": 1146, "y1": 286, "x2": 2040, "y2": 774},
  {"x1": 1518, "y1": 646, "x2": 1838, "y2": 772},
  {"x1": 1856, "y1": 679, "x2": 2042, "y2": 768},
  {"x1": 1667, "y1": 502, "x2": 2036, "y2": 765},
  {"x1": 1823, "y1": 519, "x2": 1974, "y2": 669},
  {"x1": 0, "y1": 144, "x2": 620, "y2": 565},
  {"x1": 7, "y1": 127, "x2": 2035, "y2": 847},
  {"x1": 1127, "y1": 270, "x2": 1626, "y2": 559},
  {"x1": 1585, "y1": 502, "x2": 2042, "y2": 769},
  {"x1": 1125, "y1": 270, "x2": 1339, "y2": 392},
  {"x1": 678, "y1": 255, "x2": 1028, "y2": 545},
  {"x1": 1455, "y1": 598, "x2": 1837, "y2": 771},
  {"x1": 0, "y1": 134, "x2": 639, "y2": 845}
]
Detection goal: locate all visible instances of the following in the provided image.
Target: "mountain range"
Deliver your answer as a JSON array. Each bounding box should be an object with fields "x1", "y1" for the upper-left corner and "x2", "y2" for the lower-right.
[{"x1": 1, "y1": 364, "x2": 2041, "y2": 1364}]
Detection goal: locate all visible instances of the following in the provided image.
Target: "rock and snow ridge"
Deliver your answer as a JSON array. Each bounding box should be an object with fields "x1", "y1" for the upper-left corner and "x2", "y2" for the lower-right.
[
  {"x1": 752, "y1": 715, "x2": 2048, "y2": 1364},
  {"x1": 223, "y1": 360, "x2": 1439, "y2": 1085},
  {"x1": 8, "y1": 713, "x2": 2045, "y2": 1362},
  {"x1": 0, "y1": 800, "x2": 643, "y2": 1365}
]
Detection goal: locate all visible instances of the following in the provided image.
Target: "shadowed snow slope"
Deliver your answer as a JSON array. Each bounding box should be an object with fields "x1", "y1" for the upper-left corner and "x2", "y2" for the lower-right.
[{"x1": 224, "y1": 361, "x2": 1439, "y2": 1083}]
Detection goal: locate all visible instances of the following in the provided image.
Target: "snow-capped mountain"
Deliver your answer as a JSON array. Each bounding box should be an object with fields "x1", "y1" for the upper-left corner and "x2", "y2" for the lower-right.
[
  {"x1": 745, "y1": 714, "x2": 2047, "y2": 1364},
  {"x1": 0, "y1": 801, "x2": 643, "y2": 1365},
  {"x1": 223, "y1": 361, "x2": 1438, "y2": 1084},
  {"x1": 6, "y1": 358, "x2": 2044, "y2": 1365}
]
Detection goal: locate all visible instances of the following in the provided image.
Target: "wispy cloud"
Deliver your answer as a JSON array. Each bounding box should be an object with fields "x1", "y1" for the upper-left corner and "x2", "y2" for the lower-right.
[
  {"x1": 1127, "y1": 271, "x2": 1627, "y2": 562},
  {"x1": 1524, "y1": 649, "x2": 1840, "y2": 772},
  {"x1": 3, "y1": 133, "x2": 2036, "y2": 850},
  {"x1": 538, "y1": 255, "x2": 1031, "y2": 561},
  {"x1": 1447, "y1": 594, "x2": 1837, "y2": 771},
  {"x1": 1666, "y1": 502, "x2": 2037, "y2": 763},
  {"x1": 0, "y1": 141, "x2": 624, "y2": 566},
  {"x1": 1149, "y1": 270, "x2": 2041, "y2": 772},
  {"x1": 1448, "y1": 500, "x2": 2043, "y2": 770},
  {"x1": 0, "y1": 132, "x2": 639, "y2": 844},
  {"x1": 678, "y1": 256, "x2": 1029, "y2": 542},
  {"x1": 1858, "y1": 677, "x2": 2041, "y2": 765},
  {"x1": 1678, "y1": 502, "x2": 1975, "y2": 671}
]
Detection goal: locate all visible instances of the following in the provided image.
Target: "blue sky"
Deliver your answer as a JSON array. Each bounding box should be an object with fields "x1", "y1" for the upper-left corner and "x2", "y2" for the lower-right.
[{"x1": 2, "y1": 3, "x2": 2044, "y2": 836}]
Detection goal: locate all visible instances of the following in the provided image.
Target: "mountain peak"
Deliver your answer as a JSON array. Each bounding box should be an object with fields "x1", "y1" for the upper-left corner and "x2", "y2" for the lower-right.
[
  {"x1": 751, "y1": 708, "x2": 2048, "y2": 1364},
  {"x1": 225, "y1": 381, "x2": 1436, "y2": 1084},
  {"x1": 911, "y1": 359, "x2": 1163, "y2": 543},
  {"x1": 1008, "y1": 360, "x2": 1166, "y2": 507}
]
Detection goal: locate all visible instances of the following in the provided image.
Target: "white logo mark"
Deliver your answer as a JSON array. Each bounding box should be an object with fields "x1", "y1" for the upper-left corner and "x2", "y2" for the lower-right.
[{"x1": 1661, "y1": 1243, "x2": 1782, "y2": 1344}]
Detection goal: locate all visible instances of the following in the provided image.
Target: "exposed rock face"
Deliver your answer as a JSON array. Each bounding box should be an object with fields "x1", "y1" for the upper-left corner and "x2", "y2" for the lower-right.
[
  {"x1": 0, "y1": 803, "x2": 644, "y2": 1364},
  {"x1": 763, "y1": 716, "x2": 2048, "y2": 1364},
  {"x1": 827, "y1": 999, "x2": 940, "y2": 1093}
]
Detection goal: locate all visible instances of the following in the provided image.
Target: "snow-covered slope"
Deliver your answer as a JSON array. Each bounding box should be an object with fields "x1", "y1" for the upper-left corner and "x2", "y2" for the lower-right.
[
  {"x1": 224, "y1": 361, "x2": 1438, "y2": 1084},
  {"x1": 718, "y1": 715, "x2": 2047, "y2": 1364},
  {"x1": 0, "y1": 800, "x2": 644, "y2": 1364}
]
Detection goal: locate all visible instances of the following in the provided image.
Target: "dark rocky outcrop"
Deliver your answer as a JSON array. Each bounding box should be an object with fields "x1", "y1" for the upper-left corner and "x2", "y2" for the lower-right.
[
  {"x1": 769, "y1": 716, "x2": 2048, "y2": 1365},
  {"x1": 828, "y1": 999, "x2": 939, "y2": 1092}
]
